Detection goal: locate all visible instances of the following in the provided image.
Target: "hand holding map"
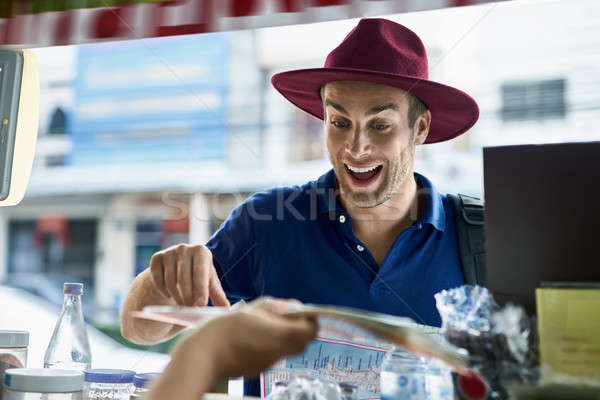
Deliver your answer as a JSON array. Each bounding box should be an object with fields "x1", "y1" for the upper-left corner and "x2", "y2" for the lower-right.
[{"x1": 132, "y1": 302, "x2": 470, "y2": 374}]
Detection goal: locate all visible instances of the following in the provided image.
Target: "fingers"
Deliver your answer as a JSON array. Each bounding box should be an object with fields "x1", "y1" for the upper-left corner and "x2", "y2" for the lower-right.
[
  {"x1": 268, "y1": 314, "x2": 319, "y2": 355},
  {"x1": 192, "y1": 247, "x2": 210, "y2": 306},
  {"x1": 246, "y1": 297, "x2": 318, "y2": 353},
  {"x1": 208, "y1": 267, "x2": 230, "y2": 307},
  {"x1": 163, "y1": 250, "x2": 185, "y2": 305},
  {"x1": 250, "y1": 297, "x2": 301, "y2": 314},
  {"x1": 177, "y1": 253, "x2": 193, "y2": 306},
  {"x1": 149, "y1": 253, "x2": 169, "y2": 298},
  {"x1": 149, "y1": 244, "x2": 222, "y2": 307},
  {"x1": 282, "y1": 315, "x2": 319, "y2": 341}
]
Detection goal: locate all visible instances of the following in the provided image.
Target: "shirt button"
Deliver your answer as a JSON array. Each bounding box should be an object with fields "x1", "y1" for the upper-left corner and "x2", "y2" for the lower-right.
[
  {"x1": 356, "y1": 245, "x2": 365, "y2": 252},
  {"x1": 339, "y1": 215, "x2": 346, "y2": 223}
]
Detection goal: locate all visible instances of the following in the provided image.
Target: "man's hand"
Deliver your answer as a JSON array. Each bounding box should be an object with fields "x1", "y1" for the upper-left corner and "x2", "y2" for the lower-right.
[
  {"x1": 149, "y1": 244, "x2": 230, "y2": 307},
  {"x1": 146, "y1": 298, "x2": 318, "y2": 400}
]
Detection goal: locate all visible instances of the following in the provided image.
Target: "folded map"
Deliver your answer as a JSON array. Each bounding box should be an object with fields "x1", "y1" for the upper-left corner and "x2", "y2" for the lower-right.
[{"x1": 133, "y1": 303, "x2": 470, "y2": 374}]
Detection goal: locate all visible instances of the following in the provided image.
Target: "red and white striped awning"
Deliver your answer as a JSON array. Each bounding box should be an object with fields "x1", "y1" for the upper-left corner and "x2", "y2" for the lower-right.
[{"x1": 0, "y1": 0, "x2": 507, "y2": 47}]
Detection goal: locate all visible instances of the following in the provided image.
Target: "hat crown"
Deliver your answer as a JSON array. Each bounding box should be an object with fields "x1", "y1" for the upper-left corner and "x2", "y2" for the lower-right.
[{"x1": 324, "y1": 18, "x2": 428, "y2": 80}]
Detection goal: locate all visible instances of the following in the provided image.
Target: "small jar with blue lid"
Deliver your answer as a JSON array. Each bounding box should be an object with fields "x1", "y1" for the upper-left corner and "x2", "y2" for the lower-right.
[
  {"x1": 129, "y1": 373, "x2": 159, "y2": 399},
  {"x1": 83, "y1": 370, "x2": 135, "y2": 400}
]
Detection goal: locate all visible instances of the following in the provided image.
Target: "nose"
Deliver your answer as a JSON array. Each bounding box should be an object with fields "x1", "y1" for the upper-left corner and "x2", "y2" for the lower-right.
[{"x1": 345, "y1": 125, "x2": 371, "y2": 157}]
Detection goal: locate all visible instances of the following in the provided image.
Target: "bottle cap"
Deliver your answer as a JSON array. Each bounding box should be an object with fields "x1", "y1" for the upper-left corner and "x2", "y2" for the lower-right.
[
  {"x1": 84, "y1": 369, "x2": 136, "y2": 383},
  {"x1": 4, "y1": 368, "x2": 83, "y2": 393},
  {"x1": 63, "y1": 283, "x2": 83, "y2": 295},
  {"x1": 133, "y1": 372, "x2": 160, "y2": 388},
  {"x1": 0, "y1": 330, "x2": 29, "y2": 347}
]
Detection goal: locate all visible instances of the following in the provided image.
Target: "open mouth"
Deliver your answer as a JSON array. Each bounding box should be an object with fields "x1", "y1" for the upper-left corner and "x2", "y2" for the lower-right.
[{"x1": 344, "y1": 163, "x2": 383, "y2": 187}]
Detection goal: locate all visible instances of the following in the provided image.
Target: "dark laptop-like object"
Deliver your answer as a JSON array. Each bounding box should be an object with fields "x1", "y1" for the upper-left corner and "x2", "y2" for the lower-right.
[{"x1": 483, "y1": 141, "x2": 600, "y2": 314}]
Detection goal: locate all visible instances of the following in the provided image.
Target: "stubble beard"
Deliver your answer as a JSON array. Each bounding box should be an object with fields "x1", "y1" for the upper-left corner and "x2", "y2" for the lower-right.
[{"x1": 332, "y1": 143, "x2": 415, "y2": 209}]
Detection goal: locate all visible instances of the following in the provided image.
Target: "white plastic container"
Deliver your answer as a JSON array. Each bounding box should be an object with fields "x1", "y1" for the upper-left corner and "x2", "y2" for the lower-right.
[
  {"x1": 0, "y1": 331, "x2": 29, "y2": 400},
  {"x1": 2, "y1": 368, "x2": 83, "y2": 400},
  {"x1": 83, "y1": 369, "x2": 135, "y2": 400}
]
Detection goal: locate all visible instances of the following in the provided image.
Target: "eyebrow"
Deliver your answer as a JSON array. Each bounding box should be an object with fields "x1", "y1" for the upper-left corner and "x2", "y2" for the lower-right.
[
  {"x1": 366, "y1": 103, "x2": 399, "y2": 116},
  {"x1": 324, "y1": 100, "x2": 399, "y2": 117},
  {"x1": 324, "y1": 100, "x2": 349, "y2": 115}
]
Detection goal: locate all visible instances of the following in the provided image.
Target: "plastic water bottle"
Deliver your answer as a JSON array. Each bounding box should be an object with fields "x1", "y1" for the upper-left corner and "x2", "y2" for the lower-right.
[
  {"x1": 44, "y1": 283, "x2": 92, "y2": 370},
  {"x1": 380, "y1": 349, "x2": 453, "y2": 400}
]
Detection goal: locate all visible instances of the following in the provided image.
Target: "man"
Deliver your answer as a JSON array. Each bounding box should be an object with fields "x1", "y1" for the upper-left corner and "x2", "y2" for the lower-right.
[
  {"x1": 121, "y1": 17, "x2": 479, "y2": 395},
  {"x1": 147, "y1": 298, "x2": 318, "y2": 400}
]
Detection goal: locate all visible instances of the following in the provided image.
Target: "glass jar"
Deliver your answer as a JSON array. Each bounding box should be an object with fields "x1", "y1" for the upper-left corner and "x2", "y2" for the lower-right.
[
  {"x1": 83, "y1": 370, "x2": 135, "y2": 400},
  {"x1": 130, "y1": 373, "x2": 159, "y2": 398},
  {"x1": 1, "y1": 331, "x2": 29, "y2": 400},
  {"x1": 380, "y1": 349, "x2": 453, "y2": 400},
  {"x1": 2, "y1": 368, "x2": 83, "y2": 400}
]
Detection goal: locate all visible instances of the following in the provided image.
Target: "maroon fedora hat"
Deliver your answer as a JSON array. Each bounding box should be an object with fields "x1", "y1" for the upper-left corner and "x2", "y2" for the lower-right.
[{"x1": 271, "y1": 18, "x2": 479, "y2": 144}]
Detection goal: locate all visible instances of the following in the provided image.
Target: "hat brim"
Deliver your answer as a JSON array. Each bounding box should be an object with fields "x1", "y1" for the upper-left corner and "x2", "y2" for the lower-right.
[{"x1": 271, "y1": 67, "x2": 479, "y2": 144}]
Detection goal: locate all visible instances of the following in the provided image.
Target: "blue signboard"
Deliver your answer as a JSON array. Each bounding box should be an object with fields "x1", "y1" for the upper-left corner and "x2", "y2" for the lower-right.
[{"x1": 69, "y1": 33, "x2": 228, "y2": 165}]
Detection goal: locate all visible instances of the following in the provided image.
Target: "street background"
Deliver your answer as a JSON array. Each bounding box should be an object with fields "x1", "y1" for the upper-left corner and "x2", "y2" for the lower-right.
[{"x1": 0, "y1": 0, "x2": 598, "y2": 351}]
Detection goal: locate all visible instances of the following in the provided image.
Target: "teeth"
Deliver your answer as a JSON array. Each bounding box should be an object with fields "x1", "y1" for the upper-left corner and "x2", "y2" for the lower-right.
[{"x1": 346, "y1": 164, "x2": 380, "y2": 173}]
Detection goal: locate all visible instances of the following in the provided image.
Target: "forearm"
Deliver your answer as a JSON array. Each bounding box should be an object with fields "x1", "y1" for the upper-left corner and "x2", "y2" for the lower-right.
[
  {"x1": 145, "y1": 335, "x2": 221, "y2": 400},
  {"x1": 120, "y1": 269, "x2": 184, "y2": 344},
  {"x1": 144, "y1": 299, "x2": 319, "y2": 400}
]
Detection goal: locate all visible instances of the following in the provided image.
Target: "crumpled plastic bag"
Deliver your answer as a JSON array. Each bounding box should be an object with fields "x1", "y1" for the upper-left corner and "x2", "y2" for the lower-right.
[
  {"x1": 434, "y1": 285, "x2": 539, "y2": 399},
  {"x1": 435, "y1": 285, "x2": 492, "y2": 334}
]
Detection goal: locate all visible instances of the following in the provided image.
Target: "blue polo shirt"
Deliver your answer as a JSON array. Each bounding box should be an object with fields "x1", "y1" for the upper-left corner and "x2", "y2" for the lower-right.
[{"x1": 206, "y1": 169, "x2": 465, "y2": 394}]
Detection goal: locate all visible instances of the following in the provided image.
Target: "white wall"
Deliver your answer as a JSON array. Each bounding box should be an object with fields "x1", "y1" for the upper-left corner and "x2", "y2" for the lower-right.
[
  {"x1": 227, "y1": 30, "x2": 264, "y2": 169},
  {"x1": 95, "y1": 195, "x2": 137, "y2": 309}
]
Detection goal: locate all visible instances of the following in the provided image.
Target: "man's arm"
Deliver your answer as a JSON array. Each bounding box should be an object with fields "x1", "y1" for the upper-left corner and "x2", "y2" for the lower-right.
[
  {"x1": 121, "y1": 196, "x2": 261, "y2": 344},
  {"x1": 120, "y1": 244, "x2": 229, "y2": 344}
]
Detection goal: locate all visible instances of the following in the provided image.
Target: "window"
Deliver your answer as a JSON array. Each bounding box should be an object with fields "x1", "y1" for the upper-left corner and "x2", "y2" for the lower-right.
[
  {"x1": 501, "y1": 79, "x2": 566, "y2": 122},
  {"x1": 7, "y1": 219, "x2": 97, "y2": 298},
  {"x1": 134, "y1": 220, "x2": 163, "y2": 276},
  {"x1": 48, "y1": 107, "x2": 67, "y2": 135},
  {"x1": 45, "y1": 154, "x2": 67, "y2": 167}
]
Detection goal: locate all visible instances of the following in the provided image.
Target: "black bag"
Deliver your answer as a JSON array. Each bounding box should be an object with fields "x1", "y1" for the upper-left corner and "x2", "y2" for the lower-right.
[{"x1": 448, "y1": 194, "x2": 487, "y2": 286}]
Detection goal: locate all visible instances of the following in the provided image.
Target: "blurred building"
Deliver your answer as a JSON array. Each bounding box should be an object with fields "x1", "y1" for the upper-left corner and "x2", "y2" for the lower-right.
[
  {"x1": 0, "y1": 0, "x2": 598, "y2": 315},
  {"x1": 0, "y1": 30, "x2": 329, "y2": 314}
]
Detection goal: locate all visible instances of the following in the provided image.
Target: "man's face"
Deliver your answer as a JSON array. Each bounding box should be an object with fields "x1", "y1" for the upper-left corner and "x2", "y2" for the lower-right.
[{"x1": 324, "y1": 81, "x2": 426, "y2": 208}]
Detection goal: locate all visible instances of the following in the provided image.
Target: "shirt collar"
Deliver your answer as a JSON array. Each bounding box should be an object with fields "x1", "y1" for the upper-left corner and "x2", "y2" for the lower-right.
[
  {"x1": 414, "y1": 172, "x2": 447, "y2": 232},
  {"x1": 313, "y1": 169, "x2": 447, "y2": 232}
]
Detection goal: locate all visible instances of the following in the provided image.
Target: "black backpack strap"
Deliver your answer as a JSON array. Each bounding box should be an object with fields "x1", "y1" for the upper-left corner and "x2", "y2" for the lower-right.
[{"x1": 449, "y1": 193, "x2": 487, "y2": 286}]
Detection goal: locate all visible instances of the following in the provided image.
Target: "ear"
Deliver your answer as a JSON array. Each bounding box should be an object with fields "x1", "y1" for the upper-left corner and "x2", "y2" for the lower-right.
[{"x1": 413, "y1": 110, "x2": 431, "y2": 146}]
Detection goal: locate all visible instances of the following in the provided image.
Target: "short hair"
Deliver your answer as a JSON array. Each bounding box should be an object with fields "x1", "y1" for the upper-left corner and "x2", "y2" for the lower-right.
[
  {"x1": 320, "y1": 84, "x2": 428, "y2": 128},
  {"x1": 405, "y1": 91, "x2": 428, "y2": 129}
]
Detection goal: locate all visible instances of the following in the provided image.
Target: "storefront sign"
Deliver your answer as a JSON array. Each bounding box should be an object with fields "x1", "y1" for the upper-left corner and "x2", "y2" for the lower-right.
[
  {"x1": 0, "y1": 0, "x2": 505, "y2": 47},
  {"x1": 69, "y1": 33, "x2": 228, "y2": 166}
]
